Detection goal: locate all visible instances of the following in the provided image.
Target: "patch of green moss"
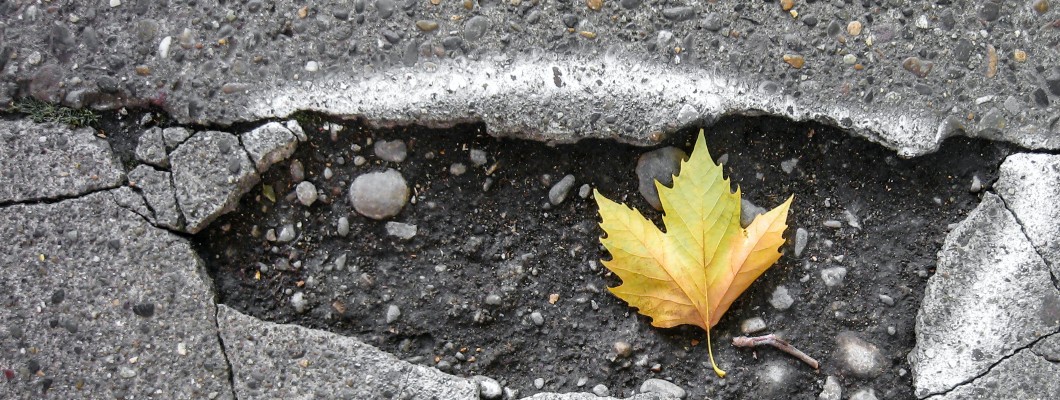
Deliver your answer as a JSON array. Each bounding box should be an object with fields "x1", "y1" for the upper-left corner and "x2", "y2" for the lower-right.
[{"x1": 11, "y1": 98, "x2": 100, "y2": 128}]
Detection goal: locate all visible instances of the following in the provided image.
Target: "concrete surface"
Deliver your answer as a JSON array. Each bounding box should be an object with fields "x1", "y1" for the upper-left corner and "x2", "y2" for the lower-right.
[
  {"x1": 995, "y1": 153, "x2": 1060, "y2": 272},
  {"x1": 169, "y1": 130, "x2": 260, "y2": 234},
  {"x1": 2, "y1": 1, "x2": 1059, "y2": 156}
]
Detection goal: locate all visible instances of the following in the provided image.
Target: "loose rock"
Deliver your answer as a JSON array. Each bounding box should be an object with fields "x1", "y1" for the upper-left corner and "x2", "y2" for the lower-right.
[
  {"x1": 591, "y1": 384, "x2": 609, "y2": 397},
  {"x1": 290, "y1": 292, "x2": 308, "y2": 313},
  {"x1": 769, "y1": 285, "x2": 794, "y2": 310},
  {"x1": 849, "y1": 388, "x2": 878, "y2": 400},
  {"x1": 614, "y1": 341, "x2": 632, "y2": 358},
  {"x1": 548, "y1": 174, "x2": 577, "y2": 205},
  {"x1": 636, "y1": 147, "x2": 687, "y2": 210},
  {"x1": 374, "y1": 140, "x2": 407, "y2": 163},
  {"x1": 385, "y1": 221, "x2": 417, "y2": 240},
  {"x1": 819, "y1": 375, "x2": 841, "y2": 400},
  {"x1": 386, "y1": 304, "x2": 401, "y2": 323},
  {"x1": 794, "y1": 228, "x2": 809, "y2": 257},
  {"x1": 741, "y1": 317, "x2": 767, "y2": 334},
  {"x1": 349, "y1": 169, "x2": 409, "y2": 220},
  {"x1": 295, "y1": 181, "x2": 318, "y2": 206},
  {"x1": 277, "y1": 224, "x2": 297, "y2": 243},
  {"x1": 473, "y1": 376, "x2": 502, "y2": 399},
  {"x1": 741, "y1": 199, "x2": 766, "y2": 227},
  {"x1": 640, "y1": 378, "x2": 687, "y2": 398},
  {"x1": 820, "y1": 267, "x2": 847, "y2": 287},
  {"x1": 836, "y1": 332, "x2": 885, "y2": 378},
  {"x1": 337, "y1": 217, "x2": 350, "y2": 236}
]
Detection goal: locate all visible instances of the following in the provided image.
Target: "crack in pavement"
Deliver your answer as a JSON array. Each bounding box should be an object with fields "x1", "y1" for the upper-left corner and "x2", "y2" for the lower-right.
[
  {"x1": 924, "y1": 329, "x2": 1060, "y2": 399},
  {"x1": 214, "y1": 308, "x2": 242, "y2": 400},
  {"x1": 0, "y1": 184, "x2": 123, "y2": 209},
  {"x1": 994, "y1": 186, "x2": 1060, "y2": 292}
]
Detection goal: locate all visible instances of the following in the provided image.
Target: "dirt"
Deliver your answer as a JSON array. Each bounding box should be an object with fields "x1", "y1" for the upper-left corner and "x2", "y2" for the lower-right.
[{"x1": 185, "y1": 115, "x2": 1010, "y2": 399}]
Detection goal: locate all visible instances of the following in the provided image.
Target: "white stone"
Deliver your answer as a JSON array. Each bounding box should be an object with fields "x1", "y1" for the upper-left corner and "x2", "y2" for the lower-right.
[
  {"x1": 740, "y1": 317, "x2": 767, "y2": 334},
  {"x1": 769, "y1": 285, "x2": 794, "y2": 310},
  {"x1": 818, "y1": 375, "x2": 841, "y2": 400}
]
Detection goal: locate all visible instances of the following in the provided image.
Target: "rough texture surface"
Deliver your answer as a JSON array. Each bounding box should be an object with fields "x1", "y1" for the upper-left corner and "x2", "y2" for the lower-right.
[
  {"x1": 0, "y1": 190, "x2": 232, "y2": 399},
  {"x1": 929, "y1": 334, "x2": 1060, "y2": 400},
  {"x1": 995, "y1": 153, "x2": 1060, "y2": 270},
  {"x1": 170, "y1": 130, "x2": 260, "y2": 233},
  {"x1": 135, "y1": 127, "x2": 170, "y2": 168},
  {"x1": 216, "y1": 305, "x2": 478, "y2": 400},
  {"x1": 908, "y1": 193, "x2": 1060, "y2": 397},
  {"x1": 128, "y1": 164, "x2": 184, "y2": 230},
  {"x1": 519, "y1": 393, "x2": 673, "y2": 400},
  {"x1": 3, "y1": 1, "x2": 1059, "y2": 156},
  {"x1": 0, "y1": 120, "x2": 124, "y2": 203},
  {"x1": 240, "y1": 121, "x2": 299, "y2": 173}
]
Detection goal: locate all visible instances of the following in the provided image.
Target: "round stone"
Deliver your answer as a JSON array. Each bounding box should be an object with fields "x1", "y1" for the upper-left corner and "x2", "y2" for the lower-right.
[
  {"x1": 636, "y1": 147, "x2": 687, "y2": 210},
  {"x1": 295, "y1": 181, "x2": 318, "y2": 206},
  {"x1": 349, "y1": 169, "x2": 409, "y2": 220}
]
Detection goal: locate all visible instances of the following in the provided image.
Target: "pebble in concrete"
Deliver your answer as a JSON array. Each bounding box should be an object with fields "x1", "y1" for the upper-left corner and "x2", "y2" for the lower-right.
[
  {"x1": 640, "y1": 378, "x2": 687, "y2": 399},
  {"x1": 0, "y1": 120, "x2": 124, "y2": 203},
  {"x1": 348, "y1": 169, "x2": 409, "y2": 220},
  {"x1": 128, "y1": 164, "x2": 183, "y2": 230},
  {"x1": 636, "y1": 147, "x2": 686, "y2": 210},
  {"x1": 241, "y1": 121, "x2": 298, "y2": 173},
  {"x1": 908, "y1": 193, "x2": 1060, "y2": 397},
  {"x1": 835, "y1": 332, "x2": 885, "y2": 378},
  {"x1": 0, "y1": 191, "x2": 233, "y2": 399},
  {"x1": 217, "y1": 305, "x2": 476, "y2": 399},
  {"x1": 170, "y1": 130, "x2": 260, "y2": 233},
  {"x1": 135, "y1": 126, "x2": 169, "y2": 168}
]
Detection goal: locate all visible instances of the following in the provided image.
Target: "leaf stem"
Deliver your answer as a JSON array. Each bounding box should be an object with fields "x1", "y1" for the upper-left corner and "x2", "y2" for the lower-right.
[
  {"x1": 732, "y1": 334, "x2": 819, "y2": 370},
  {"x1": 706, "y1": 327, "x2": 727, "y2": 378}
]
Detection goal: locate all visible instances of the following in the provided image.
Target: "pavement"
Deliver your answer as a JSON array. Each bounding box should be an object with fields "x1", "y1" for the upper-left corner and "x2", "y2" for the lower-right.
[{"x1": 2, "y1": 0, "x2": 1060, "y2": 399}]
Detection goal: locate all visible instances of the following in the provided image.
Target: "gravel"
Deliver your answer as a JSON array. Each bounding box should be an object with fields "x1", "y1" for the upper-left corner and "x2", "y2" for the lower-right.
[
  {"x1": 469, "y1": 149, "x2": 488, "y2": 166},
  {"x1": 836, "y1": 332, "x2": 885, "y2": 378},
  {"x1": 290, "y1": 292, "x2": 308, "y2": 313},
  {"x1": 591, "y1": 384, "x2": 610, "y2": 397},
  {"x1": 530, "y1": 311, "x2": 544, "y2": 326},
  {"x1": 374, "y1": 140, "x2": 408, "y2": 163},
  {"x1": 794, "y1": 228, "x2": 809, "y2": 257},
  {"x1": 474, "y1": 376, "x2": 503, "y2": 399},
  {"x1": 295, "y1": 181, "x2": 318, "y2": 206},
  {"x1": 636, "y1": 147, "x2": 686, "y2": 210},
  {"x1": 769, "y1": 285, "x2": 794, "y2": 310},
  {"x1": 348, "y1": 169, "x2": 409, "y2": 220},
  {"x1": 819, "y1": 375, "x2": 842, "y2": 400},
  {"x1": 548, "y1": 174, "x2": 577, "y2": 205},
  {"x1": 277, "y1": 224, "x2": 297, "y2": 243},
  {"x1": 337, "y1": 217, "x2": 350, "y2": 236},
  {"x1": 385, "y1": 222, "x2": 417, "y2": 239},
  {"x1": 640, "y1": 378, "x2": 687, "y2": 398},
  {"x1": 740, "y1": 317, "x2": 767, "y2": 334},
  {"x1": 386, "y1": 304, "x2": 401, "y2": 323},
  {"x1": 821, "y1": 267, "x2": 848, "y2": 287},
  {"x1": 740, "y1": 199, "x2": 767, "y2": 227}
]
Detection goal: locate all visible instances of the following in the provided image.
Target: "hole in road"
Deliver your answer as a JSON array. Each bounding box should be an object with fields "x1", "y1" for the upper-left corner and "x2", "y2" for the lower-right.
[{"x1": 192, "y1": 115, "x2": 1010, "y2": 398}]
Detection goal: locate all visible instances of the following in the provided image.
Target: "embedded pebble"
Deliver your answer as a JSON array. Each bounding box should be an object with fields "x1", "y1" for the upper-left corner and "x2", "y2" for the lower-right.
[
  {"x1": 769, "y1": 285, "x2": 794, "y2": 310},
  {"x1": 614, "y1": 341, "x2": 633, "y2": 358},
  {"x1": 334, "y1": 253, "x2": 347, "y2": 270},
  {"x1": 847, "y1": 21, "x2": 863, "y2": 36},
  {"x1": 323, "y1": 167, "x2": 333, "y2": 180},
  {"x1": 349, "y1": 169, "x2": 409, "y2": 220},
  {"x1": 353, "y1": 156, "x2": 367, "y2": 166},
  {"x1": 577, "y1": 377, "x2": 588, "y2": 387},
  {"x1": 290, "y1": 292, "x2": 308, "y2": 313},
  {"x1": 636, "y1": 147, "x2": 687, "y2": 210},
  {"x1": 337, "y1": 217, "x2": 350, "y2": 236},
  {"x1": 548, "y1": 174, "x2": 577, "y2": 205},
  {"x1": 850, "y1": 388, "x2": 879, "y2": 400},
  {"x1": 450, "y1": 163, "x2": 467, "y2": 176},
  {"x1": 385, "y1": 222, "x2": 417, "y2": 239},
  {"x1": 534, "y1": 378, "x2": 545, "y2": 389},
  {"x1": 295, "y1": 181, "x2": 318, "y2": 206},
  {"x1": 740, "y1": 317, "x2": 767, "y2": 334},
  {"x1": 470, "y1": 149, "x2": 488, "y2": 166},
  {"x1": 578, "y1": 184, "x2": 591, "y2": 199},
  {"x1": 374, "y1": 140, "x2": 408, "y2": 162},
  {"x1": 821, "y1": 267, "x2": 847, "y2": 287},
  {"x1": 530, "y1": 311, "x2": 544, "y2": 326},
  {"x1": 823, "y1": 220, "x2": 843, "y2": 228},
  {"x1": 277, "y1": 224, "x2": 297, "y2": 243},
  {"x1": 386, "y1": 304, "x2": 401, "y2": 323},
  {"x1": 640, "y1": 379, "x2": 687, "y2": 398},
  {"x1": 836, "y1": 332, "x2": 885, "y2": 378},
  {"x1": 119, "y1": 366, "x2": 136, "y2": 378},
  {"x1": 474, "y1": 376, "x2": 503, "y2": 399},
  {"x1": 819, "y1": 375, "x2": 842, "y2": 400},
  {"x1": 592, "y1": 384, "x2": 610, "y2": 397},
  {"x1": 794, "y1": 228, "x2": 809, "y2": 257},
  {"x1": 878, "y1": 294, "x2": 895, "y2": 306},
  {"x1": 485, "y1": 294, "x2": 503, "y2": 306}
]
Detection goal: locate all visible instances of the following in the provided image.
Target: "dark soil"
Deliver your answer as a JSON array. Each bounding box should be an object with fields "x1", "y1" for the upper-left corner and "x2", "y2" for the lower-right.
[{"x1": 192, "y1": 115, "x2": 1010, "y2": 399}]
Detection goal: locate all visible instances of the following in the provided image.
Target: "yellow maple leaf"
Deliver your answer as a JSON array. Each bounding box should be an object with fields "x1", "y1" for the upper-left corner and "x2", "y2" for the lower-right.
[{"x1": 594, "y1": 129, "x2": 793, "y2": 377}]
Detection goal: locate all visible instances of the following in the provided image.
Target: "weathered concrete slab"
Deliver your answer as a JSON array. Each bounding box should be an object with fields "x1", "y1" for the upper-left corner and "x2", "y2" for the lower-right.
[
  {"x1": 240, "y1": 121, "x2": 299, "y2": 173},
  {"x1": 0, "y1": 190, "x2": 232, "y2": 399},
  {"x1": 995, "y1": 153, "x2": 1060, "y2": 272},
  {"x1": 135, "y1": 127, "x2": 170, "y2": 168},
  {"x1": 129, "y1": 164, "x2": 184, "y2": 230},
  {"x1": 520, "y1": 393, "x2": 673, "y2": 400},
  {"x1": 929, "y1": 334, "x2": 1060, "y2": 400},
  {"x1": 0, "y1": 120, "x2": 124, "y2": 203},
  {"x1": 2, "y1": 1, "x2": 1059, "y2": 156},
  {"x1": 908, "y1": 193, "x2": 1060, "y2": 398},
  {"x1": 216, "y1": 305, "x2": 478, "y2": 399},
  {"x1": 170, "y1": 130, "x2": 259, "y2": 234}
]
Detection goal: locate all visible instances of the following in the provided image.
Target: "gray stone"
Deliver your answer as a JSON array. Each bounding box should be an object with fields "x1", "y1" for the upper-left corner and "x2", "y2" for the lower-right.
[
  {"x1": 836, "y1": 332, "x2": 885, "y2": 378},
  {"x1": 474, "y1": 376, "x2": 503, "y2": 399},
  {"x1": 385, "y1": 221, "x2": 417, "y2": 239},
  {"x1": 277, "y1": 224, "x2": 296, "y2": 243},
  {"x1": 450, "y1": 162, "x2": 467, "y2": 176},
  {"x1": 163, "y1": 127, "x2": 193, "y2": 150},
  {"x1": 348, "y1": 169, "x2": 409, "y2": 220},
  {"x1": 909, "y1": 194, "x2": 1060, "y2": 397},
  {"x1": 0, "y1": 191, "x2": 233, "y2": 399},
  {"x1": 241, "y1": 121, "x2": 298, "y2": 173},
  {"x1": 639, "y1": 378, "x2": 686, "y2": 399},
  {"x1": 780, "y1": 158, "x2": 799, "y2": 174},
  {"x1": 995, "y1": 154, "x2": 1060, "y2": 269},
  {"x1": 386, "y1": 304, "x2": 401, "y2": 323},
  {"x1": 636, "y1": 147, "x2": 687, "y2": 210},
  {"x1": 591, "y1": 384, "x2": 610, "y2": 397},
  {"x1": 337, "y1": 216, "x2": 350, "y2": 237},
  {"x1": 217, "y1": 305, "x2": 476, "y2": 399},
  {"x1": 769, "y1": 285, "x2": 794, "y2": 310},
  {"x1": 285, "y1": 120, "x2": 307, "y2": 142},
  {"x1": 0, "y1": 120, "x2": 124, "y2": 203},
  {"x1": 578, "y1": 184, "x2": 592, "y2": 199},
  {"x1": 135, "y1": 127, "x2": 169, "y2": 168},
  {"x1": 820, "y1": 267, "x2": 847, "y2": 287},
  {"x1": 818, "y1": 375, "x2": 841, "y2": 400},
  {"x1": 470, "y1": 149, "x2": 488, "y2": 166},
  {"x1": 295, "y1": 181, "x2": 318, "y2": 206},
  {"x1": 849, "y1": 389, "x2": 878, "y2": 400},
  {"x1": 290, "y1": 292, "x2": 308, "y2": 313},
  {"x1": 170, "y1": 130, "x2": 260, "y2": 234},
  {"x1": 740, "y1": 199, "x2": 767, "y2": 228},
  {"x1": 129, "y1": 165, "x2": 183, "y2": 230},
  {"x1": 933, "y1": 337, "x2": 1060, "y2": 400},
  {"x1": 548, "y1": 174, "x2": 576, "y2": 205},
  {"x1": 374, "y1": 139, "x2": 407, "y2": 162},
  {"x1": 740, "y1": 317, "x2": 767, "y2": 334},
  {"x1": 520, "y1": 393, "x2": 670, "y2": 400},
  {"x1": 794, "y1": 228, "x2": 809, "y2": 257},
  {"x1": 530, "y1": 311, "x2": 544, "y2": 326},
  {"x1": 289, "y1": 159, "x2": 305, "y2": 183}
]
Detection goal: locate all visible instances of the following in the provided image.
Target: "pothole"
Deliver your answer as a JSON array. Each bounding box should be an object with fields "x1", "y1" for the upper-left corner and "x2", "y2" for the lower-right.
[{"x1": 190, "y1": 114, "x2": 1010, "y2": 398}]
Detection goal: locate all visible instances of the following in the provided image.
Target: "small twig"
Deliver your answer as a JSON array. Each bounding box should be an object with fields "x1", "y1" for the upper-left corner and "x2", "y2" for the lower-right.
[{"x1": 732, "y1": 334, "x2": 819, "y2": 370}]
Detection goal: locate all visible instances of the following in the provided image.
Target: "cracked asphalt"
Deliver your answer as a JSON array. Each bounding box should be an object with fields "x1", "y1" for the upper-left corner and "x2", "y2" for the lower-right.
[{"x1": 3, "y1": 0, "x2": 1060, "y2": 399}]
